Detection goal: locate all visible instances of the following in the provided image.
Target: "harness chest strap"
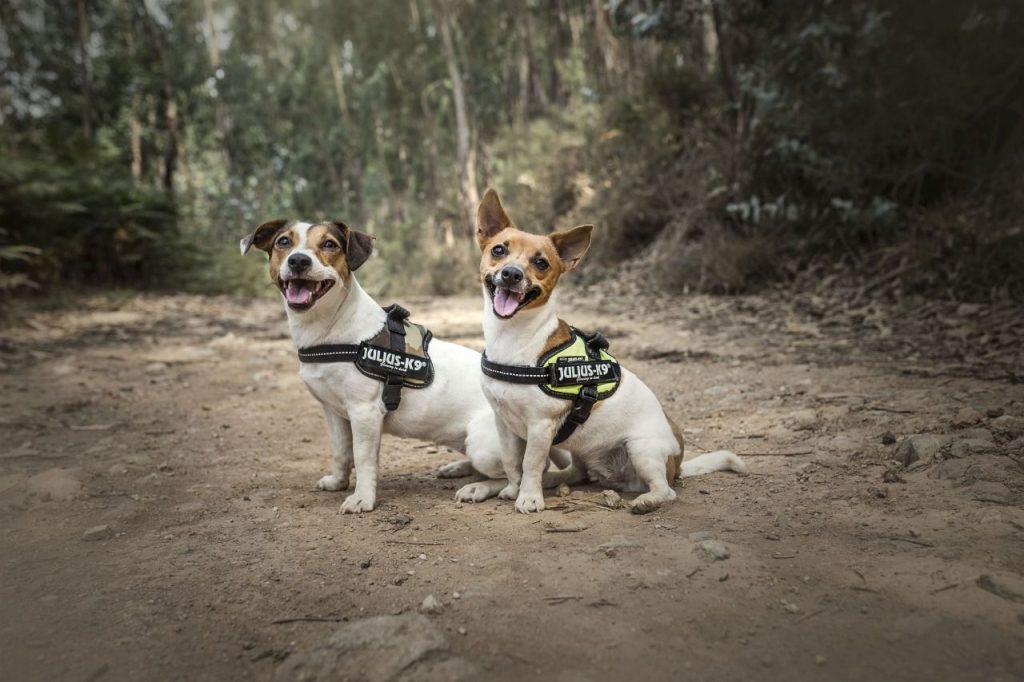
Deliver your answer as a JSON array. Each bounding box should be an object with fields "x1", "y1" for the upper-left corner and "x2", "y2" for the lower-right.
[
  {"x1": 297, "y1": 304, "x2": 434, "y2": 411},
  {"x1": 481, "y1": 328, "x2": 620, "y2": 445}
]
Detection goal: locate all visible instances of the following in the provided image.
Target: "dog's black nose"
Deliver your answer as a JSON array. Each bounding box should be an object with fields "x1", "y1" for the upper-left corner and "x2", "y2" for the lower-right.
[
  {"x1": 288, "y1": 253, "x2": 312, "y2": 272},
  {"x1": 499, "y1": 265, "x2": 524, "y2": 285}
]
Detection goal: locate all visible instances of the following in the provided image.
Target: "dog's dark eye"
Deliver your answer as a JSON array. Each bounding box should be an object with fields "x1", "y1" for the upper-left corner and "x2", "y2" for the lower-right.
[
  {"x1": 322, "y1": 240, "x2": 339, "y2": 250},
  {"x1": 275, "y1": 235, "x2": 292, "y2": 248},
  {"x1": 533, "y1": 257, "x2": 549, "y2": 271},
  {"x1": 491, "y1": 244, "x2": 507, "y2": 257}
]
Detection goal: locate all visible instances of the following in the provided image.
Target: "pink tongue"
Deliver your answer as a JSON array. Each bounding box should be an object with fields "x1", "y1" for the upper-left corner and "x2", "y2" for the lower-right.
[
  {"x1": 493, "y1": 288, "x2": 521, "y2": 317},
  {"x1": 286, "y1": 280, "x2": 314, "y2": 306}
]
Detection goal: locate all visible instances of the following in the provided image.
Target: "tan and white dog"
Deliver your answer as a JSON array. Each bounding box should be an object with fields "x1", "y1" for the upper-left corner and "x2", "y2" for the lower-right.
[
  {"x1": 475, "y1": 190, "x2": 747, "y2": 514},
  {"x1": 241, "y1": 219, "x2": 552, "y2": 512}
]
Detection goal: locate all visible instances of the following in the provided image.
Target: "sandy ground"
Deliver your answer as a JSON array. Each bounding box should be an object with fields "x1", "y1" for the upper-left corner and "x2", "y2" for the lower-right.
[{"x1": 1, "y1": 288, "x2": 1023, "y2": 682}]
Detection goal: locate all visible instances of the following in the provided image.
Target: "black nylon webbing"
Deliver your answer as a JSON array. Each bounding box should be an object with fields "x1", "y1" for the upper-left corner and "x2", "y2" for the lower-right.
[{"x1": 297, "y1": 344, "x2": 359, "y2": 363}]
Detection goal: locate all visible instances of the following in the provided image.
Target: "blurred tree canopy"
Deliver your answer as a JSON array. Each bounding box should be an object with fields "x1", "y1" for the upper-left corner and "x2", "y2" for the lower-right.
[{"x1": 1, "y1": 1, "x2": 1021, "y2": 299}]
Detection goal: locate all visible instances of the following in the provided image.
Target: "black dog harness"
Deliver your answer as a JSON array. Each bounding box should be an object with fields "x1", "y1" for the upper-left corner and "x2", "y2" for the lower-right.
[
  {"x1": 298, "y1": 304, "x2": 434, "y2": 411},
  {"x1": 481, "y1": 327, "x2": 621, "y2": 444}
]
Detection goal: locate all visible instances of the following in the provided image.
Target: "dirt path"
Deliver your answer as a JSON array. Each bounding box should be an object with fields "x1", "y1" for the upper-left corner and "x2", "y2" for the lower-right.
[{"x1": 1, "y1": 289, "x2": 1022, "y2": 681}]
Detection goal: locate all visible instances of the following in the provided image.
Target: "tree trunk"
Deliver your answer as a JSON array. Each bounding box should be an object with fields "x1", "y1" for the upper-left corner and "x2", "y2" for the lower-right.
[
  {"x1": 123, "y1": 3, "x2": 142, "y2": 181},
  {"x1": 439, "y1": 9, "x2": 478, "y2": 236},
  {"x1": 163, "y1": 94, "x2": 178, "y2": 192},
  {"x1": 701, "y1": 3, "x2": 720, "y2": 76},
  {"x1": 328, "y1": 47, "x2": 352, "y2": 128},
  {"x1": 76, "y1": 0, "x2": 92, "y2": 140},
  {"x1": 203, "y1": 0, "x2": 230, "y2": 169}
]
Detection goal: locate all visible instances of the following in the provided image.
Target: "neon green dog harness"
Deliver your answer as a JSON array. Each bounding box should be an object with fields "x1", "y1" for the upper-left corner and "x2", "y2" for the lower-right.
[{"x1": 481, "y1": 327, "x2": 621, "y2": 443}]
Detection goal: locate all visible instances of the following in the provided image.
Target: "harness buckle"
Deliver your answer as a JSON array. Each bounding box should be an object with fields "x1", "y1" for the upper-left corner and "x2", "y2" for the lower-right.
[
  {"x1": 566, "y1": 385, "x2": 598, "y2": 424},
  {"x1": 381, "y1": 375, "x2": 404, "y2": 411}
]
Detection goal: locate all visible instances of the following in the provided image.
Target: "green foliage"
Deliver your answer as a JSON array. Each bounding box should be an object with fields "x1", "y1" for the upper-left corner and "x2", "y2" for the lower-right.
[
  {"x1": 0, "y1": 137, "x2": 183, "y2": 290},
  {"x1": 2, "y1": 0, "x2": 1021, "y2": 302}
]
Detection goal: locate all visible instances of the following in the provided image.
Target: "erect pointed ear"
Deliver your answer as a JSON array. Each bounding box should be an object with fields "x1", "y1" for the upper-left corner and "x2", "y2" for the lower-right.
[
  {"x1": 549, "y1": 224, "x2": 593, "y2": 271},
  {"x1": 240, "y1": 220, "x2": 288, "y2": 255},
  {"x1": 331, "y1": 221, "x2": 375, "y2": 271},
  {"x1": 476, "y1": 188, "x2": 512, "y2": 249}
]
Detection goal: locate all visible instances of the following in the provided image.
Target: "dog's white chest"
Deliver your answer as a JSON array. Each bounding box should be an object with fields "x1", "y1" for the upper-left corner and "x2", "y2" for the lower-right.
[
  {"x1": 299, "y1": 364, "x2": 369, "y2": 418},
  {"x1": 481, "y1": 378, "x2": 541, "y2": 437}
]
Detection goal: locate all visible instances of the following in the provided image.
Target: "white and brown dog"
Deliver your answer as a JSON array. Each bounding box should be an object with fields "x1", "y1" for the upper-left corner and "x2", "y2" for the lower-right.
[
  {"x1": 475, "y1": 190, "x2": 747, "y2": 514},
  {"x1": 241, "y1": 219, "x2": 555, "y2": 512}
]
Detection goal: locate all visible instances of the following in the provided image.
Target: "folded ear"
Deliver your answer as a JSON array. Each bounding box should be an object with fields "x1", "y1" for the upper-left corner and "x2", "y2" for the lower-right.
[
  {"x1": 549, "y1": 224, "x2": 593, "y2": 271},
  {"x1": 476, "y1": 189, "x2": 512, "y2": 249},
  {"x1": 240, "y1": 220, "x2": 288, "y2": 255},
  {"x1": 331, "y1": 221, "x2": 376, "y2": 271}
]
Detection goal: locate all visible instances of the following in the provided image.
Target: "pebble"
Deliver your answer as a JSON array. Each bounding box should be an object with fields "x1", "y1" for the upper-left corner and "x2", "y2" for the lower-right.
[
  {"x1": 986, "y1": 406, "x2": 1005, "y2": 419},
  {"x1": 950, "y1": 439, "x2": 998, "y2": 458},
  {"x1": 557, "y1": 484, "x2": 570, "y2": 497},
  {"x1": 419, "y1": 594, "x2": 444, "y2": 615},
  {"x1": 881, "y1": 431, "x2": 896, "y2": 445},
  {"x1": 600, "y1": 490, "x2": 622, "y2": 509},
  {"x1": 976, "y1": 574, "x2": 1024, "y2": 603},
  {"x1": 815, "y1": 655, "x2": 827, "y2": 666},
  {"x1": 991, "y1": 415, "x2": 1024, "y2": 438},
  {"x1": 971, "y1": 482, "x2": 1012, "y2": 505},
  {"x1": 695, "y1": 539, "x2": 730, "y2": 561},
  {"x1": 951, "y1": 406, "x2": 982, "y2": 428},
  {"x1": 894, "y1": 434, "x2": 949, "y2": 466},
  {"x1": 144, "y1": 362, "x2": 169, "y2": 374},
  {"x1": 82, "y1": 525, "x2": 113, "y2": 541}
]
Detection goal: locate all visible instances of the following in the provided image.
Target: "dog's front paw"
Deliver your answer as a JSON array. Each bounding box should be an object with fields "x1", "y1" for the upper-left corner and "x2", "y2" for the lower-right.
[
  {"x1": 629, "y1": 489, "x2": 676, "y2": 515},
  {"x1": 498, "y1": 483, "x2": 520, "y2": 500},
  {"x1": 340, "y1": 491, "x2": 376, "y2": 514},
  {"x1": 514, "y1": 491, "x2": 545, "y2": 514},
  {"x1": 317, "y1": 474, "x2": 349, "y2": 492},
  {"x1": 437, "y1": 459, "x2": 474, "y2": 479}
]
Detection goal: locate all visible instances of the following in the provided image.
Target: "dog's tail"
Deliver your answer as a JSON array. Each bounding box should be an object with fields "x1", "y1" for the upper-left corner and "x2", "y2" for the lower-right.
[
  {"x1": 681, "y1": 450, "x2": 748, "y2": 477},
  {"x1": 664, "y1": 410, "x2": 748, "y2": 480}
]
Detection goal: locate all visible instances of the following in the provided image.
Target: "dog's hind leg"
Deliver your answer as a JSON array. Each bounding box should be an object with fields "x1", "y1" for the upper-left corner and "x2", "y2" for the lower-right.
[
  {"x1": 437, "y1": 459, "x2": 474, "y2": 479},
  {"x1": 542, "y1": 455, "x2": 587, "y2": 488},
  {"x1": 624, "y1": 438, "x2": 678, "y2": 514},
  {"x1": 456, "y1": 411, "x2": 509, "y2": 503},
  {"x1": 549, "y1": 447, "x2": 572, "y2": 470},
  {"x1": 317, "y1": 407, "x2": 353, "y2": 492}
]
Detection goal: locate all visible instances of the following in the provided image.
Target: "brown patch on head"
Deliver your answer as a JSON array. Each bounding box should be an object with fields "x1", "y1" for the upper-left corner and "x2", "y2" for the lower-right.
[
  {"x1": 307, "y1": 221, "x2": 375, "y2": 278},
  {"x1": 241, "y1": 219, "x2": 289, "y2": 255},
  {"x1": 265, "y1": 224, "x2": 299, "y2": 283},
  {"x1": 306, "y1": 223, "x2": 352, "y2": 280},
  {"x1": 476, "y1": 189, "x2": 595, "y2": 318}
]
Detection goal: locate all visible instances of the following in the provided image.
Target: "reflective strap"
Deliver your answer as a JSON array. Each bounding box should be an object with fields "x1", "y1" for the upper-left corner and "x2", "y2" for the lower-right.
[
  {"x1": 297, "y1": 344, "x2": 360, "y2": 363},
  {"x1": 480, "y1": 354, "x2": 550, "y2": 385}
]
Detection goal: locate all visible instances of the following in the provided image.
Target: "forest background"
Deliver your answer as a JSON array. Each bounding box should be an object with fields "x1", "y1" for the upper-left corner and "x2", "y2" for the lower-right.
[{"x1": 2, "y1": 0, "x2": 1022, "y2": 305}]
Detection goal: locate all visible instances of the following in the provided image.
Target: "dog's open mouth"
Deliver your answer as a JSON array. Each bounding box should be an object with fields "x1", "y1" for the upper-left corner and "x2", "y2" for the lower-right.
[
  {"x1": 279, "y1": 278, "x2": 334, "y2": 310},
  {"x1": 485, "y1": 276, "x2": 540, "y2": 319}
]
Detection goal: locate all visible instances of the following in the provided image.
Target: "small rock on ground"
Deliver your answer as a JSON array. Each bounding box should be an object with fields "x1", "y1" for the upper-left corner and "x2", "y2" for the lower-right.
[
  {"x1": 82, "y1": 525, "x2": 113, "y2": 541},
  {"x1": 976, "y1": 574, "x2": 1024, "y2": 604},
  {"x1": 970, "y1": 482, "x2": 1014, "y2": 505},
  {"x1": 273, "y1": 614, "x2": 475, "y2": 682},
  {"x1": 894, "y1": 434, "x2": 949, "y2": 466},
  {"x1": 695, "y1": 539, "x2": 730, "y2": 561},
  {"x1": 419, "y1": 594, "x2": 444, "y2": 615}
]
